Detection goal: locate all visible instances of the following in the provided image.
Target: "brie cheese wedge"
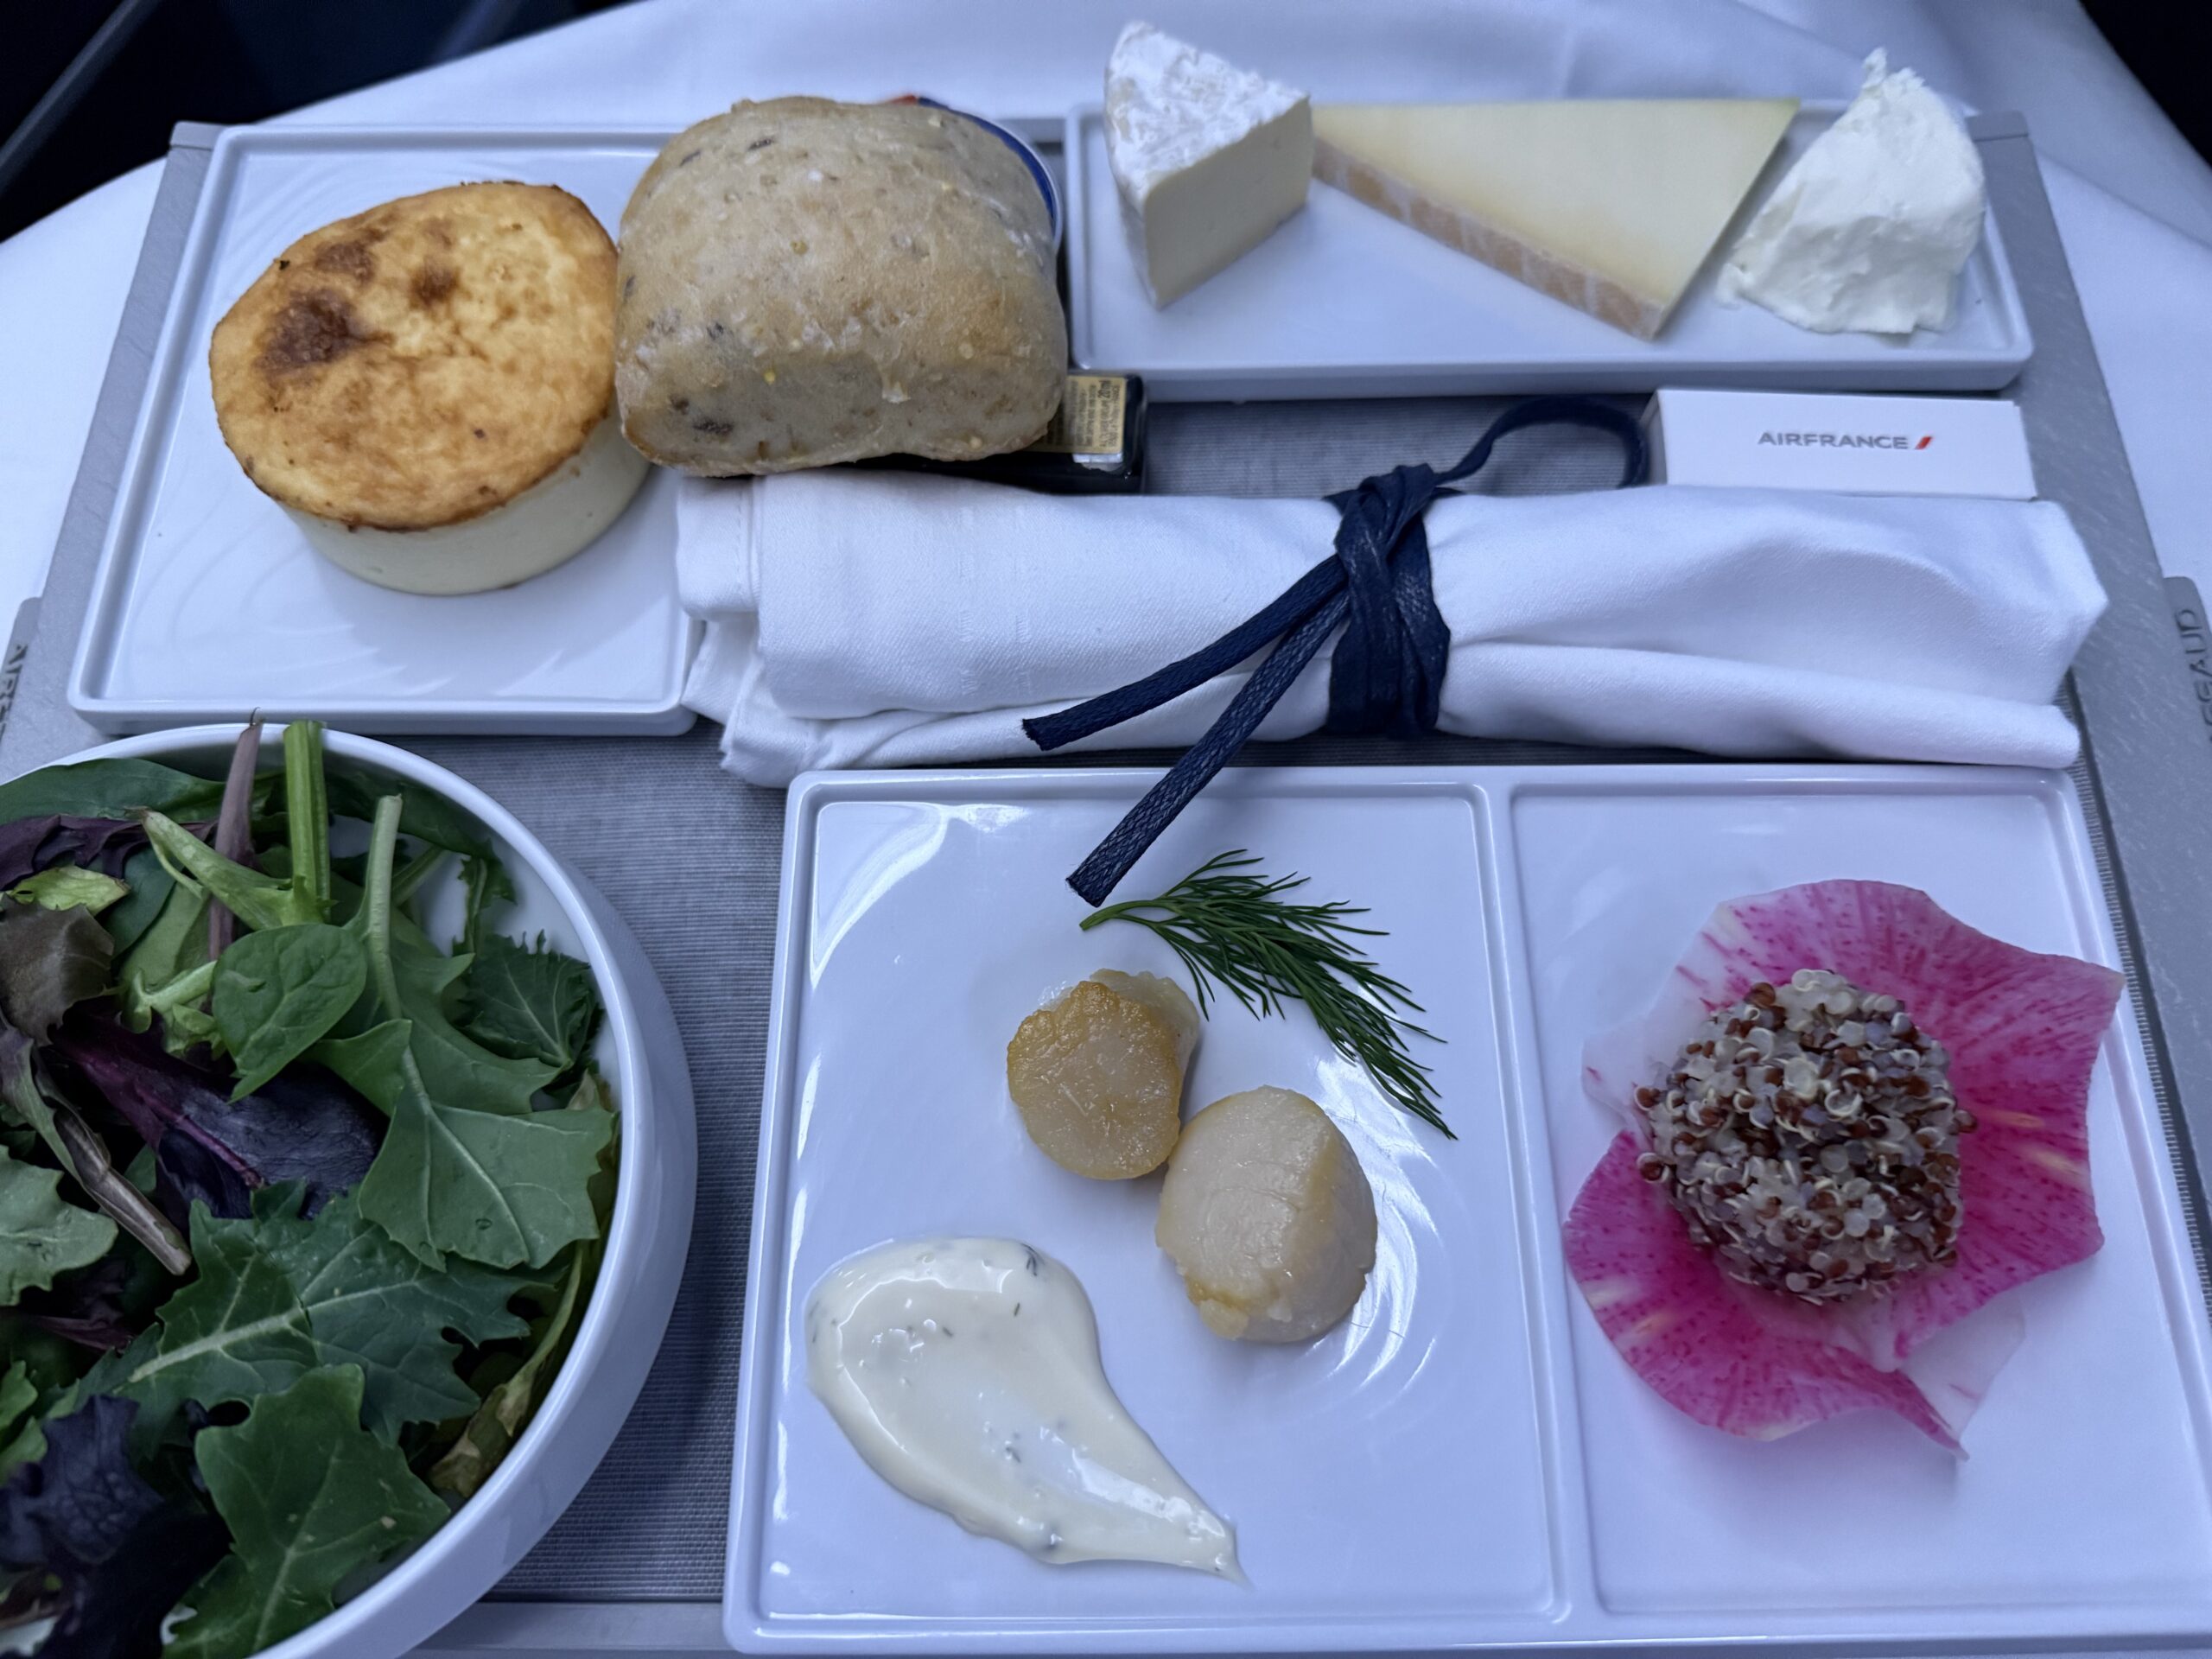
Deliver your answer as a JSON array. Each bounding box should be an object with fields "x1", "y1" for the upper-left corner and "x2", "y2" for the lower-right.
[
  {"x1": 1719, "y1": 51, "x2": 1986, "y2": 335},
  {"x1": 1313, "y1": 99, "x2": 1797, "y2": 339},
  {"x1": 1104, "y1": 22, "x2": 1313, "y2": 306}
]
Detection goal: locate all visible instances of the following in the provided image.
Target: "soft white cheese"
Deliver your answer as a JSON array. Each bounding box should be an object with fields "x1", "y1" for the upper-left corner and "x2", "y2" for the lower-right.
[
  {"x1": 1103, "y1": 22, "x2": 1312, "y2": 307},
  {"x1": 1719, "y1": 51, "x2": 1986, "y2": 335},
  {"x1": 289, "y1": 410, "x2": 648, "y2": 595}
]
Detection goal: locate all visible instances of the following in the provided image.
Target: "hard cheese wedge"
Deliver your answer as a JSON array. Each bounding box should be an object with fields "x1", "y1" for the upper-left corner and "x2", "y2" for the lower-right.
[{"x1": 1313, "y1": 99, "x2": 1798, "y2": 339}]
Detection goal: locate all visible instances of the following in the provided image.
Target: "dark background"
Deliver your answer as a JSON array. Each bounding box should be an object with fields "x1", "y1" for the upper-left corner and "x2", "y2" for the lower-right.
[
  {"x1": 0, "y1": 0, "x2": 626, "y2": 241},
  {"x1": 1, "y1": 0, "x2": 2208, "y2": 244}
]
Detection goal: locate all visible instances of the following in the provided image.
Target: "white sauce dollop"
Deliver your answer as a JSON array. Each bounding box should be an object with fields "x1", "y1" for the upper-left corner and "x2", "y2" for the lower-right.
[{"x1": 804, "y1": 1237, "x2": 1240, "y2": 1577}]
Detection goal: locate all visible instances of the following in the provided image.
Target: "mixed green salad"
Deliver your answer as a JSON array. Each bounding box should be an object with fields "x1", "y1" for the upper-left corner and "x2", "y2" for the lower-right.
[{"x1": 0, "y1": 723, "x2": 615, "y2": 1659}]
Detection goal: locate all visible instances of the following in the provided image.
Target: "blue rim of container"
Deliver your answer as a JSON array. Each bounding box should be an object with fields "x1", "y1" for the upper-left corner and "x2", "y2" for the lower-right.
[{"x1": 899, "y1": 95, "x2": 1063, "y2": 253}]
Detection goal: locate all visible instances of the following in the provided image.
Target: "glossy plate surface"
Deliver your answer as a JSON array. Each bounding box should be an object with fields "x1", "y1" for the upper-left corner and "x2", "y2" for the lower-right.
[
  {"x1": 70, "y1": 130, "x2": 698, "y2": 735},
  {"x1": 727, "y1": 765, "x2": 2212, "y2": 1653},
  {"x1": 1066, "y1": 105, "x2": 2032, "y2": 400}
]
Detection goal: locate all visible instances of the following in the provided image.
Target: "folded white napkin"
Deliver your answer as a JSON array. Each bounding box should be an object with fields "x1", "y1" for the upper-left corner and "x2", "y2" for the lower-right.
[{"x1": 677, "y1": 473, "x2": 2105, "y2": 785}]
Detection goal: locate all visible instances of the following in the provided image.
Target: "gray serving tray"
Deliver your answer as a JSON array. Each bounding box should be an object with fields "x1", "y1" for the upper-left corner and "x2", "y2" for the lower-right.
[{"x1": 3, "y1": 113, "x2": 2210, "y2": 1659}]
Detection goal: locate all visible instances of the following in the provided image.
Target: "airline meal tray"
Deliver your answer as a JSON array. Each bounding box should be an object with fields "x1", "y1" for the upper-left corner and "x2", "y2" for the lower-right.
[{"x1": 2, "y1": 112, "x2": 2209, "y2": 1659}]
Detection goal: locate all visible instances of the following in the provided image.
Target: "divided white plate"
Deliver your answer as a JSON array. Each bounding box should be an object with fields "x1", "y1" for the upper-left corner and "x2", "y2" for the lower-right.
[
  {"x1": 71, "y1": 127, "x2": 698, "y2": 735},
  {"x1": 1066, "y1": 105, "x2": 2032, "y2": 401},
  {"x1": 727, "y1": 765, "x2": 2212, "y2": 1654}
]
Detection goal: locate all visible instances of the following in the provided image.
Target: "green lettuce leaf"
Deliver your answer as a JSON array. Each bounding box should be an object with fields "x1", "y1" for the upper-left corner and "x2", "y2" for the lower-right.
[
  {"x1": 90, "y1": 1190, "x2": 535, "y2": 1443},
  {"x1": 306, "y1": 1020, "x2": 410, "y2": 1113},
  {"x1": 0, "y1": 758, "x2": 223, "y2": 823},
  {"x1": 392, "y1": 942, "x2": 554, "y2": 1116},
  {"x1": 324, "y1": 766, "x2": 497, "y2": 863},
  {"x1": 168, "y1": 1367, "x2": 446, "y2": 1659},
  {"x1": 329, "y1": 810, "x2": 548, "y2": 1116},
  {"x1": 97, "y1": 1209, "x2": 316, "y2": 1446},
  {"x1": 429, "y1": 1079, "x2": 615, "y2": 1498},
  {"x1": 139, "y1": 813, "x2": 318, "y2": 935},
  {"x1": 103, "y1": 845, "x2": 173, "y2": 955},
  {"x1": 211, "y1": 923, "x2": 366, "y2": 1099},
  {"x1": 7, "y1": 867, "x2": 129, "y2": 915},
  {"x1": 117, "y1": 874, "x2": 212, "y2": 1033},
  {"x1": 0, "y1": 1027, "x2": 189, "y2": 1276},
  {"x1": 356, "y1": 1079, "x2": 608, "y2": 1270},
  {"x1": 428, "y1": 1247, "x2": 584, "y2": 1501},
  {"x1": 455, "y1": 933, "x2": 599, "y2": 1077},
  {"x1": 251, "y1": 1190, "x2": 532, "y2": 1437},
  {"x1": 0, "y1": 1148, "x2": 117, "y2": 1306},
  {"x1": 341, "y1": 796, "x2": 602, "y2": 1270},
  {"x1": 0, "y1": 1362, "x2": 35, "y2": 1444},
  {"x1": 456, "y1": 853, "x2": 516, "y2": 957}
]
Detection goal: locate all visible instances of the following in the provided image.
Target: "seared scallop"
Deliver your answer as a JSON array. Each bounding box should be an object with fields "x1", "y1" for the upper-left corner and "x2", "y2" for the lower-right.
[
  {"x1": 1006, "y1": 972, "x2": 1199, "y2": 1179},
  {"x1": 1155, "y1": 1087, "x2": 1377, "y2": 1343}
]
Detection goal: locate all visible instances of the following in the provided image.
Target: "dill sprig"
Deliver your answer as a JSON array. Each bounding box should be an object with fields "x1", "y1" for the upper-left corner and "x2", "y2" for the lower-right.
[{"x1": 1079, "y1": 850, "x2": 1451, "y2": 1138}]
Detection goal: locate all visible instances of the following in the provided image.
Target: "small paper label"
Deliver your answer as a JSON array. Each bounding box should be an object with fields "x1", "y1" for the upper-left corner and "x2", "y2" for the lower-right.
[
  {"x1": 1644, "y1": 388, "x2": 2037, "y2": 499},
  {"x1": 1029, "y1": 375, "x2": 1126, "y2": 457}
]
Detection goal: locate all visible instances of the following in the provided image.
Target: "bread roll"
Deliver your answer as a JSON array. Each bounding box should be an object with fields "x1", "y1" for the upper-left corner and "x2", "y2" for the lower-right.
[{"x1": 615, "y1": 98, "x2": 1066, "y2": 475}]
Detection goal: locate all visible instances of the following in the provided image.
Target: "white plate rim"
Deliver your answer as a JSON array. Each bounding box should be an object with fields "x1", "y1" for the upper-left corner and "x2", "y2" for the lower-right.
[{"x1": 64, "y1": 124, "x2": 708, "y2": 737}]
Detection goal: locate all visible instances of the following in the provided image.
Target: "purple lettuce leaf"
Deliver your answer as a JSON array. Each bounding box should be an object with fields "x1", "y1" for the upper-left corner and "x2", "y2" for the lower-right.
[
  {"x1": 11, "y1": 1257, "x2": 153, "y2": 1356},
  {"x1": 206, "y1": 723, "x2": 262, "y2": 963},
  {"x1": 51, "y1": 1014, "x2": 381, "y2": 1226},
  {"x1": 0, "y1": 906, "x2": 111, "y2": 1046},
  {"x1": 35, "y1": 1496, "x2": 226, "y2": 1659},
  {"x1": 0, "y1": 1395, "x2": 225, "y2": 1659},
  {"x1": 0, "y1": 1395, "x2": 157, "y2": 1571},
  {"x1": 0, "y1": 819, "x2": 152, "y2": 893}
]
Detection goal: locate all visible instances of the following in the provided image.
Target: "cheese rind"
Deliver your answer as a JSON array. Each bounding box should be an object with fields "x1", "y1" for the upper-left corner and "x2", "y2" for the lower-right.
[
  {"x1": 1104, "y1": 22, "x2": 1313, "y2": 306},
  {"x1": 1313, "y1": 99, "x2": 1798, "y2": 339}
]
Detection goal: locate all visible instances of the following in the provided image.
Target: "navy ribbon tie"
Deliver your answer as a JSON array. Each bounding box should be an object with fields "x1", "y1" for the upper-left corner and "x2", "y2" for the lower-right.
[{"x1": 1025, "y1": 395, "x2": 1649, "y2": 906}]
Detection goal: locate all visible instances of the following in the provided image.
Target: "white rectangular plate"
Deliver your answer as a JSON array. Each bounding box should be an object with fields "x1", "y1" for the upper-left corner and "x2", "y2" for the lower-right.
[
  {"x1": 70, "y1": 126, "x2": 699, "y2": 735},
  {"x1": 728, "y1": 764, "x2": 2212, "y2": 1654},
  {"x1": 1066, "y1": 105, "x2": 2032, "y2": 401}
]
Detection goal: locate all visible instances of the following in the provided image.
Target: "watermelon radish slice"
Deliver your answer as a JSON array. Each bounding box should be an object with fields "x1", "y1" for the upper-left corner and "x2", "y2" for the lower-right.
[{"x1": 1564, "y1": 879, "x2": 2121, "y2": 1449}]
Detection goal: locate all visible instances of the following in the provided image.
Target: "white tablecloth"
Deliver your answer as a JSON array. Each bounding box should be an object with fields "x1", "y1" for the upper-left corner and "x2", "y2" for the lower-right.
[{"x1": 4, "y1": 0, "x2": 2209, "y2": 632}]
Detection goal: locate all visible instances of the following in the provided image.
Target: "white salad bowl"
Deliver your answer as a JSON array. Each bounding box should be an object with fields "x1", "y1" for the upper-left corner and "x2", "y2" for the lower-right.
[{"x1": 33, "y1": 724, "x2": 696, "y2": 1659}]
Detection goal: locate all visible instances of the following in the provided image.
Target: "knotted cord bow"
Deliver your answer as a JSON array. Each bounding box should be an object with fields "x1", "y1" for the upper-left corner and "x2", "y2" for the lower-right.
[{"x1": 1025, "y1": 396, "x2": 1649, "y2": 906}]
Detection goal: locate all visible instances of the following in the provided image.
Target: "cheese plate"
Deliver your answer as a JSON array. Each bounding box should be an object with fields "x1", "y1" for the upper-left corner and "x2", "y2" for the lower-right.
[
  {"x1": 1065, "y1": 104, "x2": 2033, "y2": 401},
  {"x1": 726, "y1": 763, "x2": 2212, "y2": 1654}
]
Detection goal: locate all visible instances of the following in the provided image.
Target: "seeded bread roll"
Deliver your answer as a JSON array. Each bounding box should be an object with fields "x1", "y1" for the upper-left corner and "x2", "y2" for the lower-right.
[{"x1": 615, "y1": 98, "x2": 1066, "y2": 475}]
